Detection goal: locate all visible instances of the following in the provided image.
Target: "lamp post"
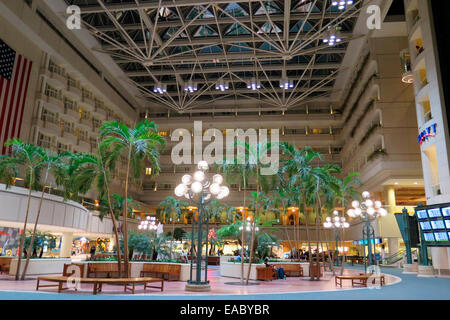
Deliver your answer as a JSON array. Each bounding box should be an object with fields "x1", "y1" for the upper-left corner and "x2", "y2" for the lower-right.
[
  {"x1": 138, "y1": 216, "x2": 159, "y2": 232},
  {"x1": 174, "y1": 160, "x2": 229, "y2": 292},
  {"x1": 323, "y1": 210, "x2": 349, "y2": 274},
  {"x1": 347, "y1": 191, "x2": 387, "y2": 273}
]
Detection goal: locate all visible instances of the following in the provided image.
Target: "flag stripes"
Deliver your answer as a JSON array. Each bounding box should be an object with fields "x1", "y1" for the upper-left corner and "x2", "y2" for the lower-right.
[{"x1": 0, "y1": 39, "x2": 33, "y2": 154}]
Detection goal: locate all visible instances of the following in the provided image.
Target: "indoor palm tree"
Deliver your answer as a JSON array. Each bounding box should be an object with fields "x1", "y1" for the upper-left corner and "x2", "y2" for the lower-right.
[
  {"x1": 158, "y1": 196, "x2": 188, "y2": 258},
  {"x1": 99, "y1": 120, "x2": 165, "y2": 276},
  {"x1": 0, "y1": 139, "x2": 45, "y2": 280},
  {"x1": 337, "y1": 172, "x2": 361, "y2": 274},
  {"x1": 281, "y1": 143, "x2": 321, "y2": 263},
  {"x1": 69, "y1": 145, "x2": 124, "y2": 276},
  {"x1": 21, "y1": 150, "x2": 66, "y2": 280}
]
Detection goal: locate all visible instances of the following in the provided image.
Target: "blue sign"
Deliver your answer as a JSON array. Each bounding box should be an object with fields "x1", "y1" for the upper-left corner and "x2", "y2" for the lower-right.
[{"x1": 418, "y1": 123, "x2": 437, "y2": 146}]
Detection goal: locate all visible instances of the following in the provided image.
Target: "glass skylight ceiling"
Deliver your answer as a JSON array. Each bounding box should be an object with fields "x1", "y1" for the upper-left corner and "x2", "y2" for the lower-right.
[{"x1": 65, "y1": 0, "x2": 359, "y2": 113}]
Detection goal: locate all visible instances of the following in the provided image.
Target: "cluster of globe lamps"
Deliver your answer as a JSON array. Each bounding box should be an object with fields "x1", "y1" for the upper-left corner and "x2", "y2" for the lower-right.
[
  {"x1": 324, "y1": 210, "x2": 350, "y2": 229},
  {"x1": 347, "y1": 191, "x2": 388, "y2": 218},
  {"x1": 239, "y1": 217, "x2": 260, "y2": 232},
  {"x1": 174, "y1": 161, "x2": 230, "y2": 201},
  {"x1": 138, "y1": 216, "x2": 158, "y2": 231}
]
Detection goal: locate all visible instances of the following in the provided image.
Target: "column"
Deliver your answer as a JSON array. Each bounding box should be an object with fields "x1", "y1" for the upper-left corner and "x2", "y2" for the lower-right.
[
  {"x1": 384, "y1": 185, "x2": 396, "y2": 214},
  {"x1": 60, "y1": 232, "x2": 74, "y2": 258},
  {"x1": 387, "y1": 238, "x2": 399, "y2": 255}
]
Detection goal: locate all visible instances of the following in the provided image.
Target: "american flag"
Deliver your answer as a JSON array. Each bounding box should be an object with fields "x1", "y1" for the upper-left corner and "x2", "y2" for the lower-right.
[{"x1": 0, "y1": 39, "x2": 33, "y2": 154}]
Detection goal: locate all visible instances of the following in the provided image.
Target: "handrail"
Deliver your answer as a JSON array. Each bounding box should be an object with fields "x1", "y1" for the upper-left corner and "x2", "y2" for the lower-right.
[{"x1": 382, "y1": 248, "x2": 418, "y2": 265}]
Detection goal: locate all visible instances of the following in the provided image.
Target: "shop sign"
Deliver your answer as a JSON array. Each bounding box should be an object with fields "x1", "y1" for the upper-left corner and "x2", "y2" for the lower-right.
[{"x1": 418, "y1": 123, "x2": 437, "y2": 146}]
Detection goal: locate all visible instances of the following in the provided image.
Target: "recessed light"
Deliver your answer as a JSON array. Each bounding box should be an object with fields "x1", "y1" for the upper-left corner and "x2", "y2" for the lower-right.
[
  {"x1": 394, "y1": 182, "x2": 399, "y2": 185},
  {"x1": 414, "y1": 182, "x2": 418, "y2": 185}
]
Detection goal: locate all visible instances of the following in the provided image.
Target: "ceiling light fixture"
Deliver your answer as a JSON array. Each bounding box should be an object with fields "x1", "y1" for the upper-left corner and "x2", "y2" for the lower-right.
[
  {"x1": 183, "y1": 80, "x2": 198, "y2": 93},
  {"x1": 153, "y1": 82, "x2": 167, "y2": 94},
  {"x1": 279, "y1": 77, "x2": 294, "y2": 90},
  {"x1": 332, "y1": 0, "x2": 353, "y2": 10},
  {"x1": 247, "y1": 77, "x2": 261, "y2": 90},
  {"x1": 323, "y1": 26, "x2": 342, "y2": 46},
  {"x1": 215, "y1": 79, "x2": 229, "y2": 91}
]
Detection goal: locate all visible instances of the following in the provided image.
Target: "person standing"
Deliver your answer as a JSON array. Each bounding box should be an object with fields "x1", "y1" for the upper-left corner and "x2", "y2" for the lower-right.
[{"x1": 90, "y1": 246, "x2": 96, "y2": 259}]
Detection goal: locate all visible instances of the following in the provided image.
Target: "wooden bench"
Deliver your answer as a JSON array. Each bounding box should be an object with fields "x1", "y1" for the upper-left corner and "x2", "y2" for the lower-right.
[
  {"x1": 87, "y1": 262, "x2": 128, "y2": 278},
  {"x1": 272, "y1": 264, "x2": 304, "y2": 277},
  {"x1": 256, "y1": 266, "x2": 275, "y2": 281},
  {"x1": 140, "y1": 263, "x2": 181, "y2": 281},
  {"x1": 36, "y1": 276, "x2": 164, "y2": 294},
  {"x1": 335, "y1": 274, "x2": 385, "y2": 288},
  {"x1": 0, "y1": 257, "x2": 12, "y2": 274}
]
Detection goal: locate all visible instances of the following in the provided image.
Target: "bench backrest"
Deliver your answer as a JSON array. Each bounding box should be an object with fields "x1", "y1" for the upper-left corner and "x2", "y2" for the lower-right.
[
  {"x1": 0, "y1": 257, "x2": 12, "y2": 272},
  {"x1": 88, "y1": 262, "x2": 128, "y2": 273},
  {"x1": 63, "y1": 263, "x2": 85, "y2": 276},
  {"x1": 273, "y1": 263, "x2": 301, "y2": 271},
  {"x1": 142, "y1": 263, "x2": 181, "y2": 274}
]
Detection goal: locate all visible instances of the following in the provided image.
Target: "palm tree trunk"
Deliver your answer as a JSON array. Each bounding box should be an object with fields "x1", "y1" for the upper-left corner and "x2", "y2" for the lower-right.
[
  {"x1": 303, "y1": 197, "x2": 313, "y2": 280},
  {"x1": 315, "y1": 192, "x2": 321, "y2": 280},
  {"x1": 240, "y1": 174, "x2": 246, "y2": 284},
  {"x1": 122, "y1": 150, "x2": 131, "y2": 277},
  {"x1": 21, "y1": 185, "x2": 46, "y2": 280},
  {"x1": 99, "y1": 145, "x2": 123, "y2": 277},
  {"x1": 105, "y1": 184, "x2": 122, "y2": 277},
  {"x1": 245, "y1": 179, "x2": 260, "y2": 285},
  {"x1": 292, "y1": 210, "x2": 297, "y2": 259},
  {"x1": 340, "y1": 197, "x2": 346, "y2": 275},
  {"x1": 15, "y1": 170, "x2": 33, "y2": 280},
  {"x1": 283, "y1": 208, "x2": 294, "y2": 256}
]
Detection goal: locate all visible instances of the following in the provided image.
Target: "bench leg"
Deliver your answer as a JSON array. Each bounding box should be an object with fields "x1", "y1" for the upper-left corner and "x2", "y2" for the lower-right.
[
  {"x1": 161, "y1": 280, "x2": 164, "y2": 292},
  {"x1": 58, "y1": 281, "x2": 63, "y2": 293},
  {"x1": 36, "y1": 279, "x2": 40, "y2": 291},
  {"x1": 93, "y1": 283, "x2": 98, "y2": 295}
]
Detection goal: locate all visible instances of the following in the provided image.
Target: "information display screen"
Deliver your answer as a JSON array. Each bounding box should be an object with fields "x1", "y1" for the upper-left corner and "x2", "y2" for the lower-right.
[
  {"x1": 424, "y1": 233, "x2": 435, "y2": 241},
  {"x1": 420, "y1": 221, "x2": 432, "y2": 230},
  {"x1": 434, "y1": 232, "x2": 449, "y2": 241},
  {"x1": 416, "y1": 203, "x2": 450, "y2": 246},
  {"x1": 443, "y1": 207, "x2": 450, "y2": 217},
  {"x1": 431, "y1": 220, "x2": 446, "y2": 229},
  {"x1": 428, "y1": 208, "x2": 442, "y2": 218},
  {"x1": 417, "y1": 210, "x2": 428, "y2": 219},
  {"x1": 446, "y1": 220, "x2": 450, "y2": 229}
]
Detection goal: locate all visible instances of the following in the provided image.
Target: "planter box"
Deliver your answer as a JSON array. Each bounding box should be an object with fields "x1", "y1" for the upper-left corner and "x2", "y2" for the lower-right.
[
  {"x1": 76, "y1": 261, "x2": 192, "y2": 281},
  {"x1": 9, "y1": 258, "x2": 71, "y2": 276},
  {"x1": 220, "y1": 261, "x2": 312, "y2": 280}
]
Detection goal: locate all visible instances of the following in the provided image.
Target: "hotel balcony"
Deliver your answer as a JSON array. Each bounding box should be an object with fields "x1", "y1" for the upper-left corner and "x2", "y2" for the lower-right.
[
  {"x1": 40, "y1": 67, "x2": 66, "y2": 88},
  {"x1": 92, "y1": 106, "x2": 108, "y2": 120},
  {"x1": 79, "y1": 95, "x2": 95, "y2": 111},
  {"x1": 65, "y1": 83, "x2": 82, "y2": 99},
  {"x1": 34, "y1": 118, "x2": 61, "y2": 137},
  {"x1": 59, "y1": 129, "x2": 77, "y2": 144},
  {"x1": 63, "y1": 107, "x2": 79, "y2": 120},
  {"x1": 76, "y1": 138, "x2": 91, "y2": 152},
  {"x1": 78, "y1": 117, "x2": 92, "y2": 129},
  {"x1": 36, "y1": 92, "x2": 64, "y2": 113}
]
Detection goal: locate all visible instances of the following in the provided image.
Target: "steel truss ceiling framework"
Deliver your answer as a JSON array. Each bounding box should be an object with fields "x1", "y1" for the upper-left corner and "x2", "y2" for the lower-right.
[{"x1": 66, "y1": 0, "x2": 363, "y2": 113}]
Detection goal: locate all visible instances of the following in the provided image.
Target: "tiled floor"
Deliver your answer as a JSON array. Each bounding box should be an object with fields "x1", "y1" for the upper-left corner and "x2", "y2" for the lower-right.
[{"x1": 0, "y1": 266, "x2": 398, "y2": 297}]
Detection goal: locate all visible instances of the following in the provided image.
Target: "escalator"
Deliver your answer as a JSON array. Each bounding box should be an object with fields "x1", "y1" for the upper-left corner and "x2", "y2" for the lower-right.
[{"x1": 381, "y1": 248, "x2": 418, "y2": 267}]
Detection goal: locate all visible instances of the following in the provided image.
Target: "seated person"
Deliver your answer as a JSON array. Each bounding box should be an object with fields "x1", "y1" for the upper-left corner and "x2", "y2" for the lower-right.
[{"x1": 264, "y1": 257, "x2": 285, "y2": 279}]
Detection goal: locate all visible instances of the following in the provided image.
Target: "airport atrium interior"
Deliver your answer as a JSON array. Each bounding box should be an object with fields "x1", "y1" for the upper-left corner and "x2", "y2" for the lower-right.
[{"x1": 0, "y1": 0, "x2": 449, "y2": 301}]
